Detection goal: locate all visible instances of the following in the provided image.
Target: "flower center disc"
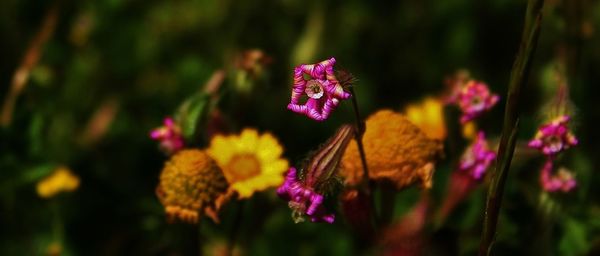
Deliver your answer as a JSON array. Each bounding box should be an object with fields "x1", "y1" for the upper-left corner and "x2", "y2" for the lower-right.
[
  {"x1": 305, "y1": 80, "x2": 324, "y2": 99},
  {"x1": 225, "y1": 154, "x2": 261, "y2": 182},
  {"x1": 545, "y1": 135, "x2": 563, "y2": 152},
  {"x1": 470, "y1": 96, "x2": 485, "y2": 111}
]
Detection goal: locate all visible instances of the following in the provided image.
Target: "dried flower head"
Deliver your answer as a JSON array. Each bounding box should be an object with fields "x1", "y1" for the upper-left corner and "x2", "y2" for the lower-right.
[
  {"x1": 150, "y1": 117, "x2": 185, "y2": 155},
  {"x1": 341, "y1": 110, "x2": 443, "y2": 190},
  {"x1": 156, "y1": 149, "x2": 230, "y2": 223},
  {"x1": 287, "y1": 57, "x2": 351, "y2": 121},
  {"x1": 232, "y1": 49, "x2": 271, "y2": 94},
  {"x1": 405, "y1": 97, "x2": 447, "y2": 140},
  {"x1": 528, "y1": 115, "x2": 578, "y2": 156},
  {"x1": 458, "y1": 132, "x2": 497, "y2": 180},
  {"x1": 539, "y1": 160, "x2": 576, "y2": 193},
  {"x1": 234, "y1": 49, "x2": 271, "y2": 77},
  {"x1": 277, "y1": 125, "x2": 355, "y2": 223},
  {"x1": 456, "y1": 81, "x2": 499, "y2": 123},
  {"x1": 36, "y1": 166, "x2": 80, "y2": 198},
  {"x1": 207, "y1": 129, "x2": 289, "y2": 199}
]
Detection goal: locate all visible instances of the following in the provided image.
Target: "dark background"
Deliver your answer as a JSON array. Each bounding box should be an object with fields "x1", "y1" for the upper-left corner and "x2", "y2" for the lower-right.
[{"x1": 0, "y1": 0, "x2": 598, "y2": 255}]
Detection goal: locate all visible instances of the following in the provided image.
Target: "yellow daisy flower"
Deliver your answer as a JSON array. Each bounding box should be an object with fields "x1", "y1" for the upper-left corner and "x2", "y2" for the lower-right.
[
  {"x1": 207, "y1": 128, "x2": 289, "y2": 198},
  {"x1": 36, "y1": 166, "x2": 80, "y2": 198}
]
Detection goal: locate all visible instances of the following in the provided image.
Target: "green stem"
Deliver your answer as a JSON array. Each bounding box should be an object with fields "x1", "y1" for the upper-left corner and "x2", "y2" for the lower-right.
[
  {"x1": 51, "y1": 199, "x2": 64, "y2": 243},
  {"x1": 227, "y1": 201, "x2": 245, "y2": 256},
  {"x1": 348, "y1": 86, "x2": 379, "y2": 229},
  {"x1": 378, "y1": 183, "x2": 396, "y2": 227},
  {"x1": 348, "y1": 86, "x2": 369, "y2": 189},
  {"x1": 479, "y1": 0, "x2": 545, "y2": 255}
]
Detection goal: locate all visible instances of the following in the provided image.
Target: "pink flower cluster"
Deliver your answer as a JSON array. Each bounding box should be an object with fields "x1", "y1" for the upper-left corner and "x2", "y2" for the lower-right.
[
  {"x1": 441, "y1": 73, "x2": 499, "y2": 217},
  {"x1": 539, "y1": 161, "x2": 576, "y2": 193},
  {"x1": 276, "y1": 167, "x2": 335, "y2": 223},
  {"x1": 459, "y1": 132, "x2": 497, "y2": 180},
  {"x1": 528, "y1": 115, "x2": 578, "y2": 156},
  {"x1": 150, "y1": 117, "x2": 184, "y2": 155},
  {"x1": 528, "y1": 115, "x2": 578, "y2": 193},
  {"x1": 455, "y1": 81, "x2": 499, "y2": 123},
  {"x1": 287, "y1": 58, "x2": 351, "y2": 121}
]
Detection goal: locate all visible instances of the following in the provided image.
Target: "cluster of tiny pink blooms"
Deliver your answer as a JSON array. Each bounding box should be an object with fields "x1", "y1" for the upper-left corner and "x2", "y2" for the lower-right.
[
  {"x1": 276, "y1": 167, "x2": 335, "y2": 223},
  {"x1": 455, "y1": 81, "x2": 500, "y2": 123},
  {"x1": 458, "y1": 132, "x2": 497, "y2": 180},
  {"x1": 528, "y1": 115, "x2": 578, "y2": 156},
  {"x1": 539, "y1": 160, "x2": 576, "y2": 193},
  {"x1": 150, "y1": 117, "x2": 184, "y2": 154},
  {"x1": 287, "y1": 57, "x2": 351, "y2": 121}
]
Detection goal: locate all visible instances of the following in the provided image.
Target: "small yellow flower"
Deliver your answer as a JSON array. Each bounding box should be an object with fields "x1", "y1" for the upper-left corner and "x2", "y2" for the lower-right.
[
  {"x1": 36, "y1": 166, "x2": 80, "y2": 198},
  {"x1": 207, "y1": 128, "x2": 289, "y2": 198},
  {"x1": 156, "y1": 149, "x2": 230, "y2": 223},
  {"x1": 461, "y1": 121, "x2": 478, "y2": 140},
  {"x1": 341, "y1": 110, "x2": 443, "y2": 190},
  {"x1": 405, "y1": 97, "x2": 447, "y2": 140}
]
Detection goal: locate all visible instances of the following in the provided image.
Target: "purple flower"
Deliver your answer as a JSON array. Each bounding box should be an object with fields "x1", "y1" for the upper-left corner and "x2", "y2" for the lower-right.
[
  {"x1": 287, "y1": 57, "x2": 351, "y2": 121},
  {"x1": 459, "y1": 132, "x2": 496, "y2": 180},
  {"x1": 539, "y1": 160, "x2": 576, "y2": 193},
  {"x1": 456, "y1": 81, "x2": 499, "y2": 123},
  {"x1": 528, "y1": 115, "x2": 578, "y2": 156},
  {"x1": 150, "y1": 117, "x2": 184, "y2": 155},
  {"x1": 277, "y1": 167, "x2": 335, "y2": 223}
]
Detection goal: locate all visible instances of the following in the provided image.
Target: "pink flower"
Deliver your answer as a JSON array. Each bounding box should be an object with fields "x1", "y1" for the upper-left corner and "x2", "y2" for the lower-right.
[
  {"x1": 287, "y1": 57, "x2": 351, "y2": 121},
  {"x1": 528, "y1": 115, "x2": 578, "y2": 156},
  {"x1": 539, "y1": 160, "x2": 576, "y2": 193},
  {"x1": 150, "y1": 117, "x2": 184, "y2": 155},
  {"x1": 459, "y1": 132, "x2": 497, "y2": 180},
  {"x1": 276, "y1": 167, "x2": 335, "y2": 223},
  {"x1": 456, "y1": 81, "x2": 499, "y2": 123}
]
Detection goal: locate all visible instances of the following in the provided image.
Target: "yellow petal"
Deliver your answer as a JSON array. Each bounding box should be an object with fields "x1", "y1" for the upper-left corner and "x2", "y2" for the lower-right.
[
  {"x1": 236, "y1": 129, "x2": 259, "y2": 153},
  {"x1": 257, "y1": 133, "x2": 283, "y2": 162},
  {"x1": 207, "y1": 135, "x2": 233, "y2": 165}
]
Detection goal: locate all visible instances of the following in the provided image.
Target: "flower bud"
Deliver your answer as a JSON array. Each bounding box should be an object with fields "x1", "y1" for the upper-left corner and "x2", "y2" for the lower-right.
[{"x1": 277, "y1": 125, "x2": 355, "y2": 223}]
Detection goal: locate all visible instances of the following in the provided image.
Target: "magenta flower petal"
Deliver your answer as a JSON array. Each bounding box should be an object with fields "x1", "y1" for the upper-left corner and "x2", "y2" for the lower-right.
[
  {"x1": 150, "y1": 117, "x2": 185, "y2": 155},
  {"x1": 458, "y1": 132, "x2": 497, "y2": 180},
  {"x1": 456, "y1": 81, "x2": 499, "y2": 123},
  {"x1": 287, "y1": 58, "x2": 351, "y2": 121},
  {"x1": 539, "y1": 160, "x2": 576, "y2": 193},
  {"x1": 277, "y1": 167, "x2": 335, "y2": 224},
  {"x1": 528, "y1": 115, "x2": 578, "y2": 156}
]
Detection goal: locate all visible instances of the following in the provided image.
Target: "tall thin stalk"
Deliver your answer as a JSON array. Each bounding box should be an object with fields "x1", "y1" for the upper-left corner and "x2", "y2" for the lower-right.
[
  {"x1": 478, "y1": 0, "x2": 545, "y2": 255},
  {"x1": 348, "y1": 86, "x2": 369, "y2": 189},
  {"x1": 348, "y1": 86, "x2": 379, "y2": 229}
]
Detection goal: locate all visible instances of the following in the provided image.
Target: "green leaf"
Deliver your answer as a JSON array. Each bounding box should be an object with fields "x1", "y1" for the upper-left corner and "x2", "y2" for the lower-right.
[
  {"x1": 21, "y1": 164, "x2": 57, "y2": 184},
  {"x1": 174, "y1": 92, "x2": 211, "y2": 141},
  {"x1": 559, "y1": 218, "x2": 590, "y2": 256}
]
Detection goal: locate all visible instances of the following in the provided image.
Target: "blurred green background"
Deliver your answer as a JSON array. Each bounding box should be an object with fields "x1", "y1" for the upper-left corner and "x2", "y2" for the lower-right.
[{"x1": 0, "y1": 0, "x2": 599, "y2": 255}]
